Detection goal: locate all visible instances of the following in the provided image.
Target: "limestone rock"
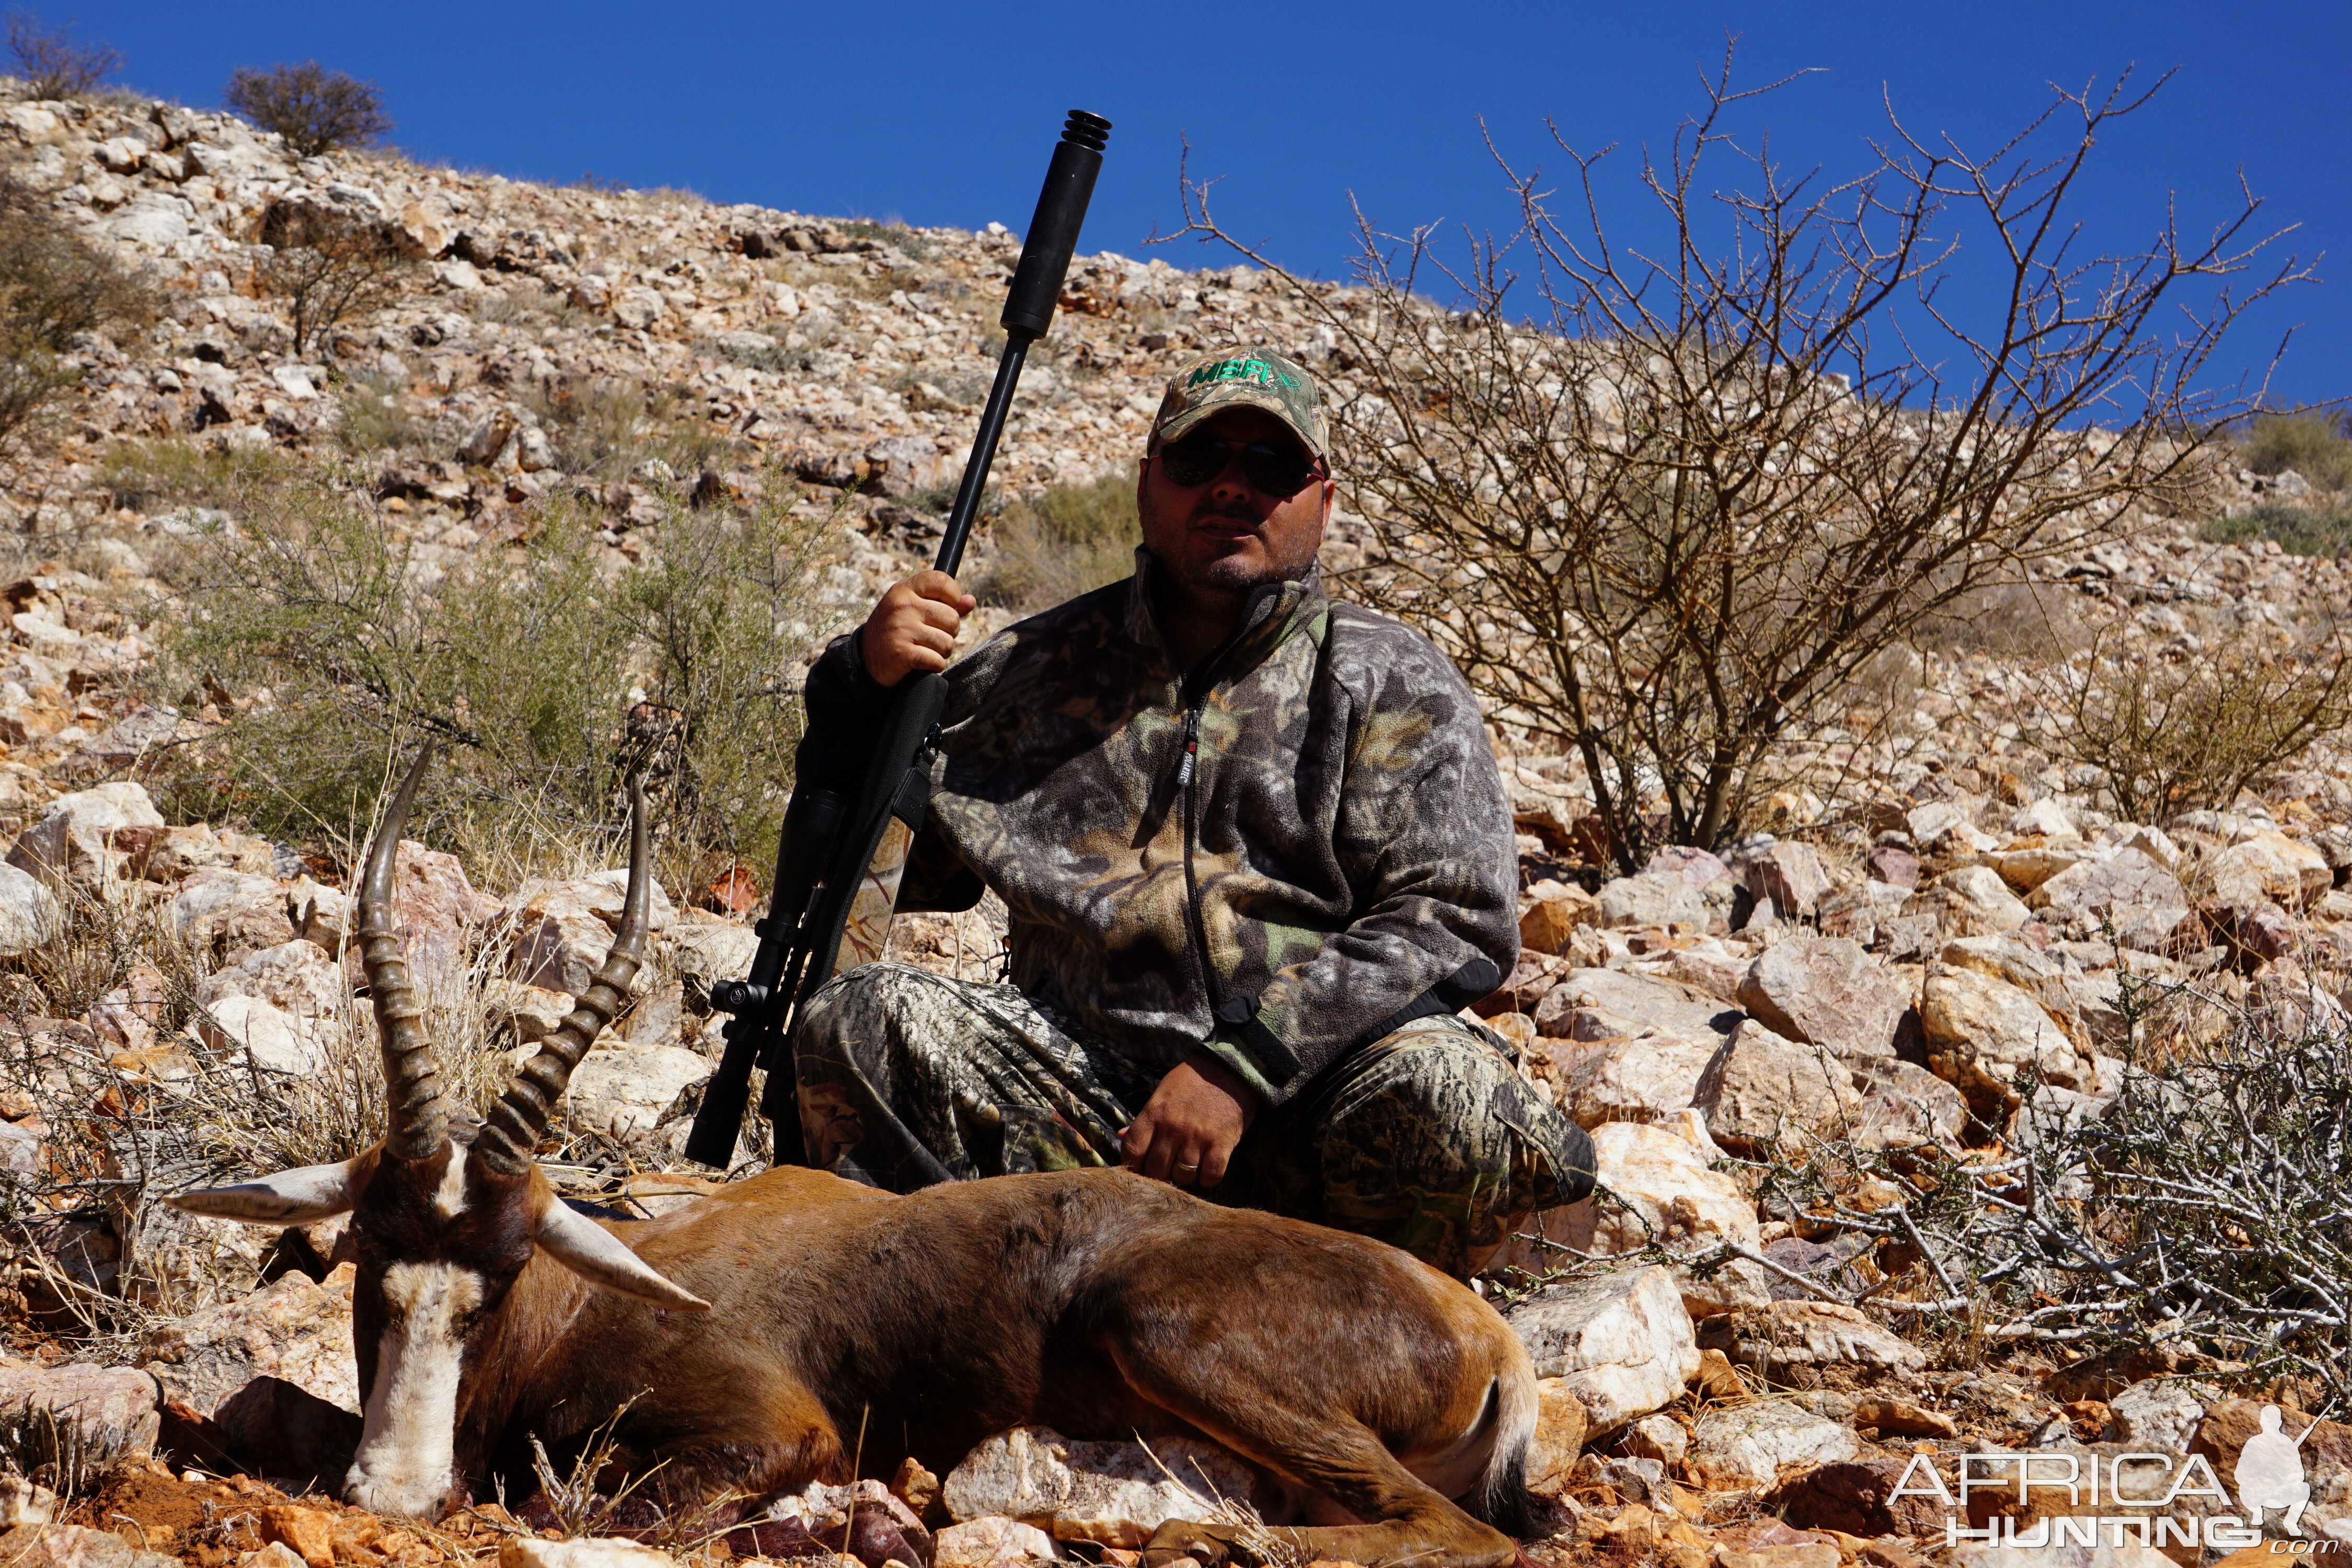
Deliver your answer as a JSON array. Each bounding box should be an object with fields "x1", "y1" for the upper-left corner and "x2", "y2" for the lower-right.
[
  {"x1": 1519, "y1": 885, "x2": 1596, "y2": 956},
  {"x1": 1690, "y1": 1399, "x2": 1860, "y2": 1489},
  {"x1": 345, "y1": 839, "x2": 500, "y2": 997},
  {"x1": 136, "y1": 1262, "x2": 358, "y2": 1416},
  {"x1": 1709, "y1": 1300, "x2": 1926, "y2": 1378},
  {"x1": 197, "y1": 994, "x2": 336, "y2": 1076},
  {"x1": 1924, "y1": 866, "x2": 2032, "y2": 935},
  {"x1": 508, "y1": 869, "x2": 678, "y2": 995},
  {"x1": 1524, "y1": 1378, "x2": 1588, "y2": 1498},
  {"x1": 6, "y1": 782, "x2": 164, "y2": 887},
  {"x1": 1571, "y1": 1120, "x2": 1767, "y2": 1315},
  {"x1": 170, "y1": 869, "x2": 295, "y2": 962},
  {"x1": 1692, "y1": 1019, "x2": 1862, "y2": 1150},
  {"x1": 1503, "y1": 1266, "x2": 1700, "y2": 1432},
  {"x1": 1594, "y1": 872, "x2": 1706, "y2": 930},
  {"x1": 1624, "y1": 1412, "x2": 1688, "y2": 1466},
  {"x1": 0, "y1": 1359, "x2": 161, "y2": 1470},
  {"x1": 2204, "y1": 830, "x2": 2331, "y2": 912},
  {"x1": 566, "y1": 1045, "x2": 712, "y2": 1136},
  {"x1": 933, "y1": 1517, "x2": 1059, "y2": 1567},
  {"x1": 2103, "y1": 1379, "x2": 2203, "y2": 1452},
  {"x1": 0, "y1": 863, "x2": 61, "y2": 959},
  {"x1": 1845, "y1": 1061, "x2": 1969, "y2": 1150},
  {"x1": 482, "y1": 979, "x2": 578, "y2": 1044},
  {"x1": 0, "y1": 1525, "x2": 180, "y2": 1568},
  {"x1": 498, "y1": 1540, "x2": 677, "y2": 1568},
  {"x1": 665, "y1": 919, "x2": 759, "y2": 1008},
  {"x1": 1921, "y1": 964, "x2": 2078, "y2": 1100},
  {"x1": 941, "y1": 1425, "x2": 1251, "y2": 1547},
  {"x1": 1534, "y1": 1028, "x2": 1719, "y2": 1127},
  {"x1": 1743, "y1": 842, "x2": 1831, "y2": 920},
  {"x1": 1534, "y1": 969, "x2": 1740, "y2": 1043},
  {"x1": 2031, "y1": 849, "x2": 2187, "y2": 947},
  {"x1": 1736, "y1": 936, "x2": 1906, "y2": 1064}
]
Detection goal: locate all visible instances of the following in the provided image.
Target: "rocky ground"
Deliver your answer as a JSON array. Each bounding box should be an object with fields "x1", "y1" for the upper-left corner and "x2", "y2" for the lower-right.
[{"x1": 0, "y1": 78, "x2": 2348, "y2": 1568}]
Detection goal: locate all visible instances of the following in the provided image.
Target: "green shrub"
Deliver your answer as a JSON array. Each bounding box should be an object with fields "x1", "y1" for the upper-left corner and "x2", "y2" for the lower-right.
[
  {"x1": 155, "y1": 461, "x2": 842, "y2": 879},
  {"x1": 979, "y1": 471, "x2": 1137, "y2": 616},
  {"x1": 2201, "y1": 500, "x2": 2352, "y2": 558},
  {"x1": 100, "y1": 437, "x2": 296, "y2": 510},
  {"x1": 2239, "y1": 410, "x2": 2352, "y2": 491},
  {"x1": 333, "y1": 371, "x2": 421, "y2": 454}
]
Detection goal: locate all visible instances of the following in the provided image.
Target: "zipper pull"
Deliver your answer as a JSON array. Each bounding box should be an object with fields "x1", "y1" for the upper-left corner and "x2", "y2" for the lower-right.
[{"x1": 1177, "y1": 708, "x2": 1201, "y2": 788}]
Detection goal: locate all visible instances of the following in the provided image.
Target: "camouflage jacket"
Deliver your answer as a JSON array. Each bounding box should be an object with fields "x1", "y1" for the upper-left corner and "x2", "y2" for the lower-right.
[{"x1": 799, "y1": 555, "x2": 1518, "y2": 1106}]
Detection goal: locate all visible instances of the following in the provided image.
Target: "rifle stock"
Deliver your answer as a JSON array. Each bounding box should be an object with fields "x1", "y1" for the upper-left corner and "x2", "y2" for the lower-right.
[{"x1": 687, "y1": 109, "x2": 1110, "y2": 1170}]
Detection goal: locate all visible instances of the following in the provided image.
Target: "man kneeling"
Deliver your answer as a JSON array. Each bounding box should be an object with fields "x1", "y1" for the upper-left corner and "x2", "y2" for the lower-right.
[{"x1": 789, "y1": 347, "x2": 1594, "y2": 1278}]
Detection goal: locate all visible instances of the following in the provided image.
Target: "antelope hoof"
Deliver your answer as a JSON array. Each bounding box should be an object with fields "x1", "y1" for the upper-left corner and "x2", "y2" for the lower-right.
[{"x1": 1144, "y1": 1521, "x2": 1249, "y2": 1568}]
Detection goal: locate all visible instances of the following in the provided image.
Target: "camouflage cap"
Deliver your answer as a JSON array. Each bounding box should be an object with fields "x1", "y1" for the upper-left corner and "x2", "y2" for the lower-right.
[{"x1": 1148, "y1": 347, "x2": 1329, "y2": 465}]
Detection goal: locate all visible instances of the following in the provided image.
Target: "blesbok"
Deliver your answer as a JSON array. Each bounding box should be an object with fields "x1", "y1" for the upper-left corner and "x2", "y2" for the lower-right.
[{"x1": 172, "y1": 752, "x2": 1541, "y2": 1568}]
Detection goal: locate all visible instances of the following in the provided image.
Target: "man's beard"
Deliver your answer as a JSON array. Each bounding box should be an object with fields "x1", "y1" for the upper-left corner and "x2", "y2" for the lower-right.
[{"x1": 1149, "y1": 494, "x2": 1319, "y2": 596}]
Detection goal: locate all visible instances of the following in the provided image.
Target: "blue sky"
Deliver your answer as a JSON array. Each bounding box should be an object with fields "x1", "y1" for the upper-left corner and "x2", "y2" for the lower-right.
[{"x1": 56, "y1": 0, "x2": 2349, "y2": 412}]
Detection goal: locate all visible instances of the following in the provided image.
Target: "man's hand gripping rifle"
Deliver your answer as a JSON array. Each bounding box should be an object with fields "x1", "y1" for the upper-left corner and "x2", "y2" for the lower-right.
[{"x1": 685, "y1": 110, "x2": 1111, "y2": 1169}]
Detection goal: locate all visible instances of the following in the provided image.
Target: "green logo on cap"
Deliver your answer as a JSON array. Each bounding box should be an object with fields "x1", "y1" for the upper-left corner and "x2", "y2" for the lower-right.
[{"x1": 1189, "y1": 358, "x2": 1300, "y2": 391}]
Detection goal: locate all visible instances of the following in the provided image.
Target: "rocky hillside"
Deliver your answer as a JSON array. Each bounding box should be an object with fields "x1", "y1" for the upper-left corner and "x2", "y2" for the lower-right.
[{"x1": 0, "y1": 80, "x2": 2348, "y2": 1568}]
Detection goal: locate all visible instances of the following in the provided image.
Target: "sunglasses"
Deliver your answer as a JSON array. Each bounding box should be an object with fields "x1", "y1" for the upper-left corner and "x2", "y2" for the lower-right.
[{"x1": 1155, "y1": 431, "x2": 1324, "y2": 494}]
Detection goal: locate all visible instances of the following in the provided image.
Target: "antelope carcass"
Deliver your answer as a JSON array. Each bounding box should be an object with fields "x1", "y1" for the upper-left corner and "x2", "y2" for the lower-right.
[{"x1": 172, "y1": 752, "x2": 1543, "y2": 1568}]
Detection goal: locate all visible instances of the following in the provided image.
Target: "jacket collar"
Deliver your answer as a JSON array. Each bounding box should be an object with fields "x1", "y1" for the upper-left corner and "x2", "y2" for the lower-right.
[{"x1": 1123, "y1": 546, "x2": 1325, "y2": 680}]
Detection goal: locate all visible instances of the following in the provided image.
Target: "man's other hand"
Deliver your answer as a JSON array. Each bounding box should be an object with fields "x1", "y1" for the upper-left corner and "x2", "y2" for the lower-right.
[
  {"x1": 1120, "y1": 1056, "x2": 1260, "y2": 1190},
  {"x1": 861, "y1": 570, "x2": 977, "y2": 687}
]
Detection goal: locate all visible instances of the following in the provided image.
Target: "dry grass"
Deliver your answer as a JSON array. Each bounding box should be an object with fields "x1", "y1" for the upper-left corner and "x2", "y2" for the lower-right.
[{"x1": 2037, "y1": 616, "x2": 2352, "y2": 824}]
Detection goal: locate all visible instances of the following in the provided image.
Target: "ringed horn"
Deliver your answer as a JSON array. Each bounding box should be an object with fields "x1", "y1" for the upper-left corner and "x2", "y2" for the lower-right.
[{"x1": 355, "y1": 746, "x2": 653, "y2": 1171}]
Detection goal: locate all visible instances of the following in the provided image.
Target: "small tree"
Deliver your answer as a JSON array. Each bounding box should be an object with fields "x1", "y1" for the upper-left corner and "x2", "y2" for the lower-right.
[
  {"x1": 4, "y1": 10, "x2": 119, "y2": 99},
  {"x1": 259, "y1": 228, "x2": 408, "y2": 356},
  {"x1": 224, "y1": 62, "x2": 391, "y2": 157},
  {"x1": 1168, "y1": 54, "x2": 2305, "y2": 871}
]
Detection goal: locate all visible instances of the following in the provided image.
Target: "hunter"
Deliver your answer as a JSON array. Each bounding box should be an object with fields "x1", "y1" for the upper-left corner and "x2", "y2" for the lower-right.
[{"x1": 791, "y1": 346, "x2": 1595, "y2": 1277}]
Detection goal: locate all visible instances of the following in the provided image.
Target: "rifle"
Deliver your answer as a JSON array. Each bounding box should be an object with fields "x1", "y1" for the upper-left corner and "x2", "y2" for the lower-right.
[{"x1": 686, "y1": 109, "x2": 1111, "y2": 1170}]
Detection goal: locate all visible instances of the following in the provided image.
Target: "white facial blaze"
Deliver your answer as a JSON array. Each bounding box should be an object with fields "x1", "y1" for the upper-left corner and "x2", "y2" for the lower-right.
[
  {"x1": 432, "y1": 1155, "x2": 468, "y2": 1220},
  {"x1": 345, "y1": 1261, "x2": 485, "y2": 1519}
]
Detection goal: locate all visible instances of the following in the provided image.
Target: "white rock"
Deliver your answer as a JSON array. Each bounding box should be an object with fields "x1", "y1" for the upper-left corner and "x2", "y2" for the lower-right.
[
  {"x1": 1502, "y1": 1266, "x2": 1700, "y2": 1432},
  {"x1": 1692, "y1": 1019, "x2": 1862, "y2": 1149},
  {"x1": 942, "y1": 1426, "x2": 1252, "y2": 1547},
  {"x1": 2105, "y1": 1379, "x2": 2204, "y2": 1452},
  {"x1": 497, "y1": 1539, "x2": 677, "y2": 1568},
  {"x1": 1928, "y1": 865, "x2": 2033, "y2": 935},
  {"x1": 1593, "y1": 872, "x2": 1707, "y2": 929},
  {"x1": 1922, "y1": 965, "x2": 2078, "y2": 1093},
  {"x1": 2009, "y1": 799, "x2": 2079, "y2": 839},
  {"x1": 197, "y1": 994, "x2": 335, "y2": 1076},
  {"x1": 135, "y1": 1265, "x2": 358, "y2": 1415},
  {"x1": 170, "y1": 868, "x2": 296, "y2": 961},
  {"x1": 6, "y1": 781, "x2": 163, "y2": 887},
  {"x1": 1714, "y1": 1300, "x2": 1926, "y2": 1375},
  {"x1": 1949, "y1": 1544, "x2": 2176, "y2": 1568},
  {"x1": 933, "y1": 1516, "x2": 1062, "y2": 1566},
  {"x1": 0, "y1": 863, "x2": 61, "y2": 959},
  {"x1": 1689, "y1": 1399, "x2": 1859, "y2": 1489},
  {"x1": 1736, "y1": 935, "x2": 1907, "y2": 1064},
  {"x1": 194, "y1": 939, "x2": 346, "y2": 1019},
  {"x1": 566, "y1": 1045, "x2": 712, "y2": 1136},
  {"x1": 1571, "y1": 1121, "x2": 1767, "y2": 1316},
  {"x1": 1536, "y1": 1028, "x2": 1719, "y2": 1128},
  {"x1": 105, "y1": 192, "x2": 191, "y2": 248}
]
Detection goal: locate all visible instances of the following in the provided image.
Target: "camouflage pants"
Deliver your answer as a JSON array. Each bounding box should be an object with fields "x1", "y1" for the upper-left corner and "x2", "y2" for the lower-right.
[{"x1": 793, "y1": 962, "x2": 1596, "y2": 1277}]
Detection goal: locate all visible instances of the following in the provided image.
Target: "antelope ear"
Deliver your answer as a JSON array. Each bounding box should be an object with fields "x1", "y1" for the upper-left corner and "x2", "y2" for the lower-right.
[
  {"x1": 171, "y1": 1159, "x2": 366, "y2": 1224},
  {"x1": 535, "y1": 1199, "x2": 711, "y2": 1311}
]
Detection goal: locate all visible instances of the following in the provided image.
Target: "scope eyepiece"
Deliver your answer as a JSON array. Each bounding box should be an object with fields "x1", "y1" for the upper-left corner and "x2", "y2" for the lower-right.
[{"x1": 1060, "y1": 110, "x2": 1111, "y2": 152}]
